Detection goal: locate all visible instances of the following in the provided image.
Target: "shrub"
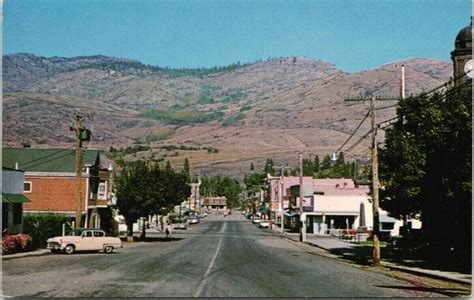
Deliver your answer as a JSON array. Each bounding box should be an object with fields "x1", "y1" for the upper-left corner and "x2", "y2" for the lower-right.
[
  {"x1": 1, "y1": 233, "x2": 33, "y2": 255},
  {"x1": 23, "y1": 213, "x2": 73, "y2": 249},
  {"x1": 2, "y1": 235, "x2": 17, "y2": 255},
  {"x1": 240, "y1": 105, "x2": 252, "y2": 112},
  {"x1": 16, "y1": 233, "x2": 33, "y2": 251}
]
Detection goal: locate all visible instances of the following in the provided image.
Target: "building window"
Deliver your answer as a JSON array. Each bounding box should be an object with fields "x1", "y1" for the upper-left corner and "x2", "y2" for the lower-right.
[
  {"x1": 24, "y1": 182, "x2": 32, "y2": 193},
  {"x1": 98, "y1": 182, "x2": 107, "y2": 200},
  {"x1": 381, "y1": 222, "x2": 394, "y2": 230},
  {"x1": 13, "y1": 204, "x2": 22, "y2": 225}
]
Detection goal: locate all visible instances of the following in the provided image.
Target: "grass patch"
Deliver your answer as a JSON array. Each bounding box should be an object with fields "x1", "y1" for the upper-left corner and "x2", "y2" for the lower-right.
[
  {"x1": 140, "y1": 107, "x2": 224, "y2": 125},
  {"x1": 223, "y1": 89, "x2": 247, "y2": 103},
  {"x1": 356, "y1": 241, "x2": 388, "y2": 247},
  {"x1": 223, "y1": 113, "x2": 246, "y2": 126},
  {"x1": 143, "y1": 129, "x2": 174, "y2": 142},
  {"x1": 240, "y1": 104, "x2": 252, "y2": 112}
]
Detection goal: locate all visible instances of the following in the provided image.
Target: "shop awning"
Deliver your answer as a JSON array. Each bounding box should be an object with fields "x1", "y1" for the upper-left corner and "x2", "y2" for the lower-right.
[
  {"x1": 2, "y1": 193, "x2": 31, "y2": 203},
  {"x1": 379, "y1": 214, "x2": 398, "y2": 223},
  {"x1": 284, "y1": 211, "x2": 299, "y2": 217}
]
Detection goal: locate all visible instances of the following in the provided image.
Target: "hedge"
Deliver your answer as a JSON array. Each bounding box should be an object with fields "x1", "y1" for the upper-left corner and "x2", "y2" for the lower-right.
[{"x1": 22, "y1": 213, "x2": 73, "y2": 249}]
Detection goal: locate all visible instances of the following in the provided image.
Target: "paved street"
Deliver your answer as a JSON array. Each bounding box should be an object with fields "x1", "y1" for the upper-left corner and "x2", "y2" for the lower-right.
[{"x1": 1, "y1": 211, "x2": 458, "y2": 297}]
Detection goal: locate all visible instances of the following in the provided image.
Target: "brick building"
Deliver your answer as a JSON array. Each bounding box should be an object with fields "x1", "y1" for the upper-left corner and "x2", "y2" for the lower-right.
[{"x1": 2, "y1": 148, "x2": 113, "y2": 228}]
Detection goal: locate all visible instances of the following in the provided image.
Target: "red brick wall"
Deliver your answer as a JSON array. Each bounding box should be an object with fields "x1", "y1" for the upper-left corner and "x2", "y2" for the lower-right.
[{"x1": 23, "y1": 177, "x2": 88, "y2": 213}]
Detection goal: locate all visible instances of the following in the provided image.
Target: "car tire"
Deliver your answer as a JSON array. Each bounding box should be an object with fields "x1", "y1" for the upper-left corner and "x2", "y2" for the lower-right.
[
  {"x1": 64, "y1": 245, "x2": 75, "y2": 254},
  {"x1": 104, "y1": 245, "x2": 114, "y2": 254}
]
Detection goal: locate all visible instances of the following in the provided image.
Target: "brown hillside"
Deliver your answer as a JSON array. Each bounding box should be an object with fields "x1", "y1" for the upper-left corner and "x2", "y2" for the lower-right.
[{"x1": 3, "y1": 54, "x2": 452, "y2": 178}]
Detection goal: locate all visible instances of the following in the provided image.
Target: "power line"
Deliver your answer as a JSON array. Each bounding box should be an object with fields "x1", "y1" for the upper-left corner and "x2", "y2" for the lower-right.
[
  {"x1": 335, "y1": 109, "x2": 370, "y2": 153},
  {"x1": 22, "y1": 149, "x2": 77, "y2": 170},
  {"x1": 342, "y1": 79, "x2": 472, "y2": 154},
  {"x1": 20, "y1": 146, "x2": 75, "y2": 168}
]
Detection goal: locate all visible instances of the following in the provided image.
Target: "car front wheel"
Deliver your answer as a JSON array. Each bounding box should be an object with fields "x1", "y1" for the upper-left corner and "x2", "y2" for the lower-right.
[
  {"x1": 104, "y1": 246, "x2": 114, "y2": 254},
  {"x1": 64, "y1": 245, "x2": 75, "y2": 254}
]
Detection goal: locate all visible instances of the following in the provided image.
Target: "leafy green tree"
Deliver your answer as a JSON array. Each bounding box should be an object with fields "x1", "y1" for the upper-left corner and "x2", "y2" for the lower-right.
[
  {"x1": 201, "y1": 175, "x2": 242, "y2": 208},
  {"x1": 302, "y1": 158, "x2": 314, "y2": 176},
  {"x1": 263, "y1": 158, "x2": 275, "y2": 175},
  {"x1": 115, "y1": 162, "x2": 149, "y2": 241},
  {"x1": 244, "y1": 172, "x2": 266, "y2": 194},
  {"x1": 115, "y1": 161, "x2": 190, "y2": 241},
  {"x1": 183, "y1": 158, "x2": 190, "y2": 182},
  {"x1": 320, "y1": 155, "x2": 332, "y2": 171},
  {"x1": 380, "y1": 82, "x2": 471, "y2": 267},
  {"x1": 313, "y1": 156, "x2": 320, "y2": 173}
]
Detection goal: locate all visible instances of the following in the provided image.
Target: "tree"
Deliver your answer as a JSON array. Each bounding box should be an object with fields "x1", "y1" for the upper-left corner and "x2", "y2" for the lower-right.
[
  {"x1": 244, "y1": 172, "x2": 266, "y2": 194},
  {"x1": 183, "y1": 158, "x2": 190, "y2": 182},
  {"x1": 115, "y1": 161, "x2": 190, "y2": 241},
  {"x1": 380, "y1": 82, "x2": 471, "y2": 268},
  {"x1": 302, "y1": 158, "x2": 314, "y2": 176},
  {"x1": 201, "y1": 175, "x2": 242, "y2": 208},
  {"x1": 115, "y1": 162, "x2": 150, "y2": 241},
  {"x1": 313, "y1": 156, "x2": 320, "y2": 173},
  {"x1": 263, "y1": 158, "x2": 275, "y2": 175},
  {"x1": 320, "y1": 155, "x2": 332, "y2": 171}
]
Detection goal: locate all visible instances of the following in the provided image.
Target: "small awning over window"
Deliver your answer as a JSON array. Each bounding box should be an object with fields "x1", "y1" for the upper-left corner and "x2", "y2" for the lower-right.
[
  {"x1": 379, "y1": 214, "x2": 398, "y2": 223},
  {"x1": 2, "y1": 193, "x2": 31, "y2": 203}
]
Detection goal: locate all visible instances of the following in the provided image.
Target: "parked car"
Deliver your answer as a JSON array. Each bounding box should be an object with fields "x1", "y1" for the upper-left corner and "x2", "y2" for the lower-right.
[
  {"x1": 47, "y1": 228, "x2": 122, "y2": 254},
  {"x1": 188, "y1": 215, "x2": 200, "y2": 224},
  {"x1": 170, "y1": 217, "x2": 187, "y2": 230},
  {"x1": 259, "y1": 220, "x2": 270, "y2": 228},
  {"x1": 252, "y1": 217, "x2": 262, "y2": 224}
]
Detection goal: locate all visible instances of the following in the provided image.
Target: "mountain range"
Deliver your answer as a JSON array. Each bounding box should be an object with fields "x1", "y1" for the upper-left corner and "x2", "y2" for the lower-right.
[{"x1": 3, "y1": 53, "x2": 452, "y2": 178}]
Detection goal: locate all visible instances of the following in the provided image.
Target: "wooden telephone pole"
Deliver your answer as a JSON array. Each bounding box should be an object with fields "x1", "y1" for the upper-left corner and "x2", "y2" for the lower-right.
[
  {"x1": 343, "y1": 66, "x2": 405, "y2": 266},
  {"x1": 74, "y1": 115, "x2": 84, "y2": 228},
  {"x1": 370, "y1": 97, "x2": 381, "y2": 266},
  {"x1": 71, "y1": 115, "x2": 92, "y2": 228},
  {"x1": 299, "y1": 153, "x2": 303, "y2": 242}
]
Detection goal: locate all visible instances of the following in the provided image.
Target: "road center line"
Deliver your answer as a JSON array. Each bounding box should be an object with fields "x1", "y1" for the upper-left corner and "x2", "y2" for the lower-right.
[{"x1": 194, "y1": 223, "x2": 225, "y2": 297}]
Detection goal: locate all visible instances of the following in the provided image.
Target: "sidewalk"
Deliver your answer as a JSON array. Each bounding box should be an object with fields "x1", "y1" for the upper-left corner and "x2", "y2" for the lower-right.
[
  {"x1": 271, "y1": 227, "x2": 472, "y2": 286},
  {"x1": 2, "y1": 249, "x2": 50, "y2": 260}
]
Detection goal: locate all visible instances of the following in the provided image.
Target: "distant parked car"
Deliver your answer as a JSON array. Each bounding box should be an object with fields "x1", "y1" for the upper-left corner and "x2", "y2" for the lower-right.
[
  {"x1": 259, "y1": 220, "x2": 270, "y2": 228},
  {"x1": 171, "y1": 217, "x2": 187, "y2": 230},
  {"x1": 188, "y1": 215, "x2": 200, "y2": 224},
  {"x1": 252, "y1": 218, "x2": 262, "y2": 224},
  {"x1": 47, "y1": 229, "x2": 122, "y2": 254}
]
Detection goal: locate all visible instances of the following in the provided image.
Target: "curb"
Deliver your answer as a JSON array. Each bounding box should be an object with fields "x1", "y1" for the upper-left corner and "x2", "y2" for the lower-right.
[
  {"x1": 2, "y1": 250, "x2": 50, "y2": 260},
  {"x1": 382, "y1": 263, "x2": 472, "y2": 286}
]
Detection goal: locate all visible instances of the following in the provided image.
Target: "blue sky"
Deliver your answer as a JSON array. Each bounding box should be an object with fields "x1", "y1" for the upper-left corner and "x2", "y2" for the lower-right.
[{"x1": 3, "y1": 0, "x2": 471, "y2": 72}]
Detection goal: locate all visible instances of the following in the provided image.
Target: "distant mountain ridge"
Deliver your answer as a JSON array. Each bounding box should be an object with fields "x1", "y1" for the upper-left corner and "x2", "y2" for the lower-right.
[{"x1": 3, "y1": 53, "x2": 452, "y2": 178}]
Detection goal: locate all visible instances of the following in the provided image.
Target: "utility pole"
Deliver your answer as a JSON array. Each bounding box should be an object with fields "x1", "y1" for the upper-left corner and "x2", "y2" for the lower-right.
[
  {"x1": 74, "y1": 115, "x2": 84, "y2": 228},
  {"x1": 267, "y1": 177, "x2": 272, "y2": 230},
  {"x1": 343, "y1": 66, "x2": 407, "y2": 265},
  {"x1": 401, "y1": 65, "x2": 406, "y2": 100},
  {"x1": 299, "y1": 153, "x2": 304, "y2": 242},
  {"x1": 370, "y1": 97, "x2": 381, "y2": 266},
  {"x1": 280, "y1": 166, "x2": 285, "y2": 234},
  {"x1": 70, "y1": 115, "x2": 92, "y2": 229}
]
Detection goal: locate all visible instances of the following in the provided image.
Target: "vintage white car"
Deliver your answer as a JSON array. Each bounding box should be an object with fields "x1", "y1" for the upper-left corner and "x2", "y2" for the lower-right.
[{"x1": 47, "y1": 228, "x2": 122, "y2": 254}]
